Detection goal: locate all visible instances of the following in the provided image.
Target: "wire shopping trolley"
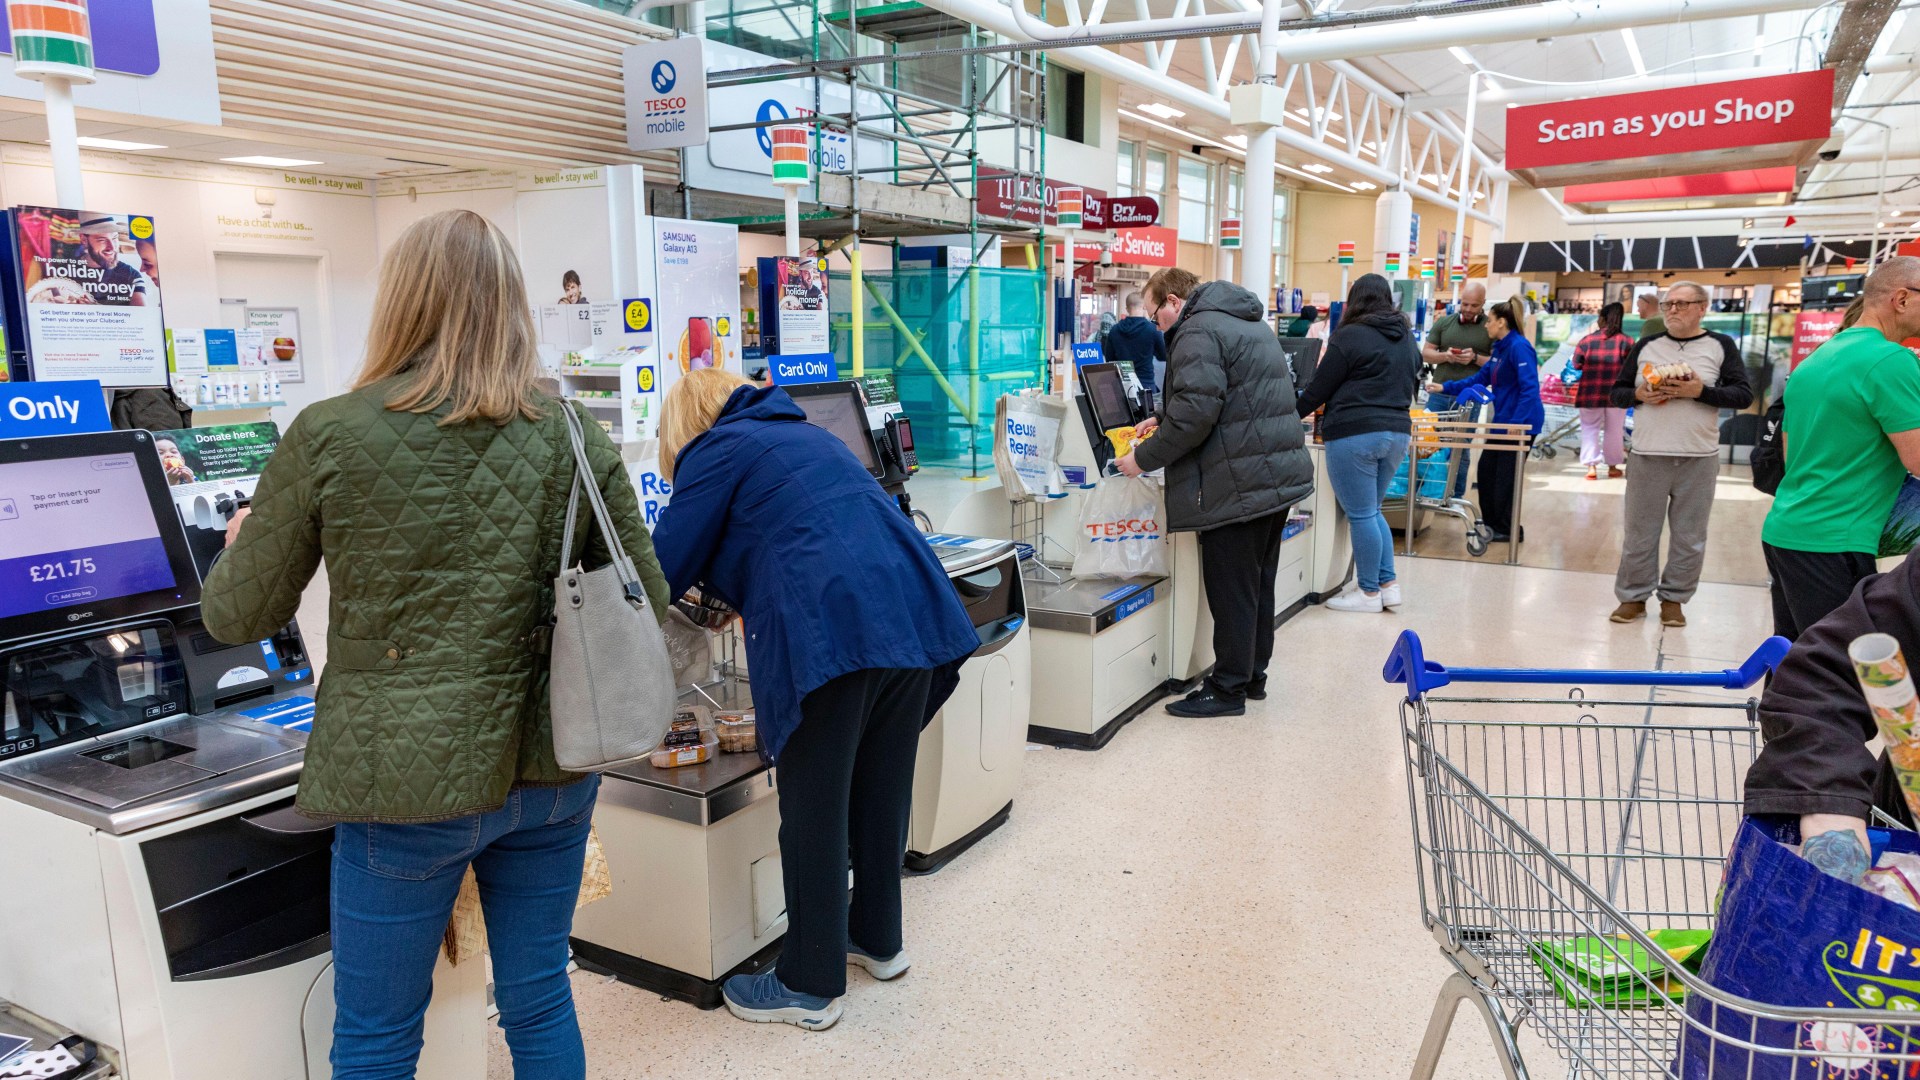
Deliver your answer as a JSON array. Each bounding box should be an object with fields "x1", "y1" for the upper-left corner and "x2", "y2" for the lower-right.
[{"x1": 1384, "y1": 631, "x2": 1920, "y2": 1079}]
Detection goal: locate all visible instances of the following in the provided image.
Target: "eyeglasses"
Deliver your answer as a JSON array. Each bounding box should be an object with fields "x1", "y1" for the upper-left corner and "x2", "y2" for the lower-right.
[{"x1": 1659, "y1": 299, "x2": 1707, "y2": 312}]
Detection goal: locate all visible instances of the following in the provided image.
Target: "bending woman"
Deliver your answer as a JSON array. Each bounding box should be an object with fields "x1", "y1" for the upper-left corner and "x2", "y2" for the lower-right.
[{"x1": 650, "y1": 370, "x2": 979, "y2": 1031}]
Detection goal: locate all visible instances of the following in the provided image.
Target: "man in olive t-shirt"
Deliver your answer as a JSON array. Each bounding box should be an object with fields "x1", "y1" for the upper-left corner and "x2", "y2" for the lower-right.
[
  {"x1": 1423, "y1": 281, "x2": 1492, "y2": 495},
  {"x1": 1763, "y1": 256, "x2": 1920, "y2": 641},
  {"x1": 1636, "y1": 293, "x2": 1666, "y2": 340}
]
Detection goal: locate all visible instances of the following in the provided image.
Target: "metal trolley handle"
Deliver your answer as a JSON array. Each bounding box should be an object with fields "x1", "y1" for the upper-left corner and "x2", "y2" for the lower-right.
[{"x1": 1381, "y1": 629, "x2": 1792, "y2": 701}]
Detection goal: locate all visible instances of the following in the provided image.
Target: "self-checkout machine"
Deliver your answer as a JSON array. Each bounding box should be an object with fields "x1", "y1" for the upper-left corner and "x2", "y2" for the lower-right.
[
  {"x1": 572, "y1": 370, "x2": 1029, "y2": 1001},
  {"x1": 0, "y1": 409, "x2": 484, "y2": 1077},
  {"x1": 945, "y1": 366, "x2": 1179, "y2": 749}
]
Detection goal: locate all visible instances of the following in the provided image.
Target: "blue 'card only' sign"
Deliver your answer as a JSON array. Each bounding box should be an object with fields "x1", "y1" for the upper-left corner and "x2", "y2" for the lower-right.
[
  {"x1": 768, "y1": 353, "x2": 836, "y2": 386},
  {"x1": 1072, "y1": 342, "x2": 1103, "y2": 367},
  {"x1": 1, "y1": 381, "x2": 111, "y2": 436}
]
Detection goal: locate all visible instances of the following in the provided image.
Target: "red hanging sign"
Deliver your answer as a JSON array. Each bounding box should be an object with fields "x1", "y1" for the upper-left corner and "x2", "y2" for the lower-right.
[{"x1": 1505, "y1": 69, "x2": 1835, "y2": 188}]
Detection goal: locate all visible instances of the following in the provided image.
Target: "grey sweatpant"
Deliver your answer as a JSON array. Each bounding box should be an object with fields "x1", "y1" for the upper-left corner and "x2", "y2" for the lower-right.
[{"x1": 1614, "y1": 452, "x2": 1720, "y2": 604}]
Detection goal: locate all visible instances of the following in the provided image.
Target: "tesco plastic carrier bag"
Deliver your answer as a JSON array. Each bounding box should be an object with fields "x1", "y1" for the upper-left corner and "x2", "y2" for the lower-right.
[{"x1": 1072, "y1": 475, "x2": 1167, "y2": 579}]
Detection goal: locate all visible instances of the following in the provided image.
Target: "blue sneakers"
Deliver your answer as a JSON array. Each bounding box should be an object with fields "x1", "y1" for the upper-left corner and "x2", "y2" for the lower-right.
[
  {"x1": 847, "y1": 945, "x2": 912, "y2": 980},
  {"x1": 721, "y1": 968, "x2": 843, "y2": 1031}
]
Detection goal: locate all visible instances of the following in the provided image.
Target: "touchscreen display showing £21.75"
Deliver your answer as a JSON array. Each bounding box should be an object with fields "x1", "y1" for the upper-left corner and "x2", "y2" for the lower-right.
[{"x1": 0, "y1": 453, "x2": 178, "y2": 621}]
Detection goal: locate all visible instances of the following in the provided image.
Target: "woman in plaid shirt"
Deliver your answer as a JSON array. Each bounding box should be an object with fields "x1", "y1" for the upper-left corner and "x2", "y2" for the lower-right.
[{"x1": 1572, "y1": 301, "x2": 1633, "y2": 480}]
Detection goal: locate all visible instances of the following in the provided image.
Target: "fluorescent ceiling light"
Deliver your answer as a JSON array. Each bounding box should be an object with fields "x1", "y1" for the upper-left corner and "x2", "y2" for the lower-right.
[
  {"x1": 1620, "y1": 28, "x2": 1647, "y2": 76},
  {"x1": 1302, "y1": 163, "x2": 1333, "y2": 174},
  {"x1": 1138, "y1": 102, "x2": 1185, "y2": 120},
  {"x1": 1420, "y1": 172, "x2": 1441, "y2": 183},
  {"x1": 1127, "y1": 110, "x2": 1237, "y2": 154},
  {"x1": 1448, "y1": 46, "x2": 1475, "y2": 67},
  {"x1": 221, "y1": 155, "x2": 324, "y2": 167},
  {"x1": 72, "y1": 136, "x2": 165, "y2": 151},
  {"x1": 1352, "y1": 180, "x2": 1378, "y2": 190},
  {"x1": 1278, "y1": 163, "x2": 1354, "y2": 192},
  {"x1": 1225, "y1": 134, "x2": 1249, "y2": 148},
  {"x1": 1291, "y1": 107, "x2": 1342, "y2": 122}
]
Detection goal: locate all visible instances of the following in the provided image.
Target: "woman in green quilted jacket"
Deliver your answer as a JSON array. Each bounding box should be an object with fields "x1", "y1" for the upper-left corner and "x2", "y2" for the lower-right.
[{"x1": 202, "y1": 209, "x2": 669, "y2": 1080}]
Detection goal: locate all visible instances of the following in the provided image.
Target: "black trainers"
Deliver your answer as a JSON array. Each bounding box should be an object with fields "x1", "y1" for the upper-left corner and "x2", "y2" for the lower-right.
[
  {"x1": 1166, "y1": 691, "x2": 1246, "y2": 718},
  {"x1": 1246, "y1": 679, "x2": 1267, "y2": 701}
]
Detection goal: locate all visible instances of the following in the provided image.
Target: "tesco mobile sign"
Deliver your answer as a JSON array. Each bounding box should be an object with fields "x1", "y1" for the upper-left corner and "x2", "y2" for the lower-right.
[
  {"x1": 1504, "y1": 69, "x2": 1834, "y2": 187},
  {"x1": 624, "y1": 37, "x2": 710, "y2": 151}
]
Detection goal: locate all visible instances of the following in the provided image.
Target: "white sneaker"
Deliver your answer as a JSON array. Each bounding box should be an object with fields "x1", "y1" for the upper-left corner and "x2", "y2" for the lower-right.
[
  {"x1": 1325, "y1": 590, "x2": 1384, "y2": 613},
  {"x1": 1379, "y1": 583, "x2": 1403, "y2": 609}
]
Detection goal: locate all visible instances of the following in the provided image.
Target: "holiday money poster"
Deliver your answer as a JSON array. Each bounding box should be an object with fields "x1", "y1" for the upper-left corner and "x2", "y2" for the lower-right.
[{"x1": 14, "y1": 207, "x2": 168, "y2": 388}]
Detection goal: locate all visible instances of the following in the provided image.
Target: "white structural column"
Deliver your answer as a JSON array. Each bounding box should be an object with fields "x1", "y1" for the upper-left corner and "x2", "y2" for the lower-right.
[
  {"x1": 1448, "y1": 69, "x2": 1479, "y2": 293},
  {"x1": 1374, "y1": 190, "x2": 1413, "y2": 283},
  {"x1": 43, "y1": 79, "x2": 83, "y2": 208},
  {"x1": 1238, "y1": 0, "x2": 1283, "y2": 306}
]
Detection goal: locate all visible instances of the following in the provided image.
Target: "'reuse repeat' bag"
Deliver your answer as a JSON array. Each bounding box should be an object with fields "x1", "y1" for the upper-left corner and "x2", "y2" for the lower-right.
[{"x1": 1072, "y1": 474, "x2": 1167, "y2": 579}]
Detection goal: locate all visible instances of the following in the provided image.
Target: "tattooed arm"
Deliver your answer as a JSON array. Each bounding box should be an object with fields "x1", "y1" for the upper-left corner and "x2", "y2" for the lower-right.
[{"x1": 1801, "y1": 813, "x2": 1872, "y2": 884}]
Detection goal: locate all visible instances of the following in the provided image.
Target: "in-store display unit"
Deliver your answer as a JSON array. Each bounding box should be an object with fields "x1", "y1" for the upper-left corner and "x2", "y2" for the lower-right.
[{"x1": 0, "y1": 429, "x2": 484, "y2": 1079}]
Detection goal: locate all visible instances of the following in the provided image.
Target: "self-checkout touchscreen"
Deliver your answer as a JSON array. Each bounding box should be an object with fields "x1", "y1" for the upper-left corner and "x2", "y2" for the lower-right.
[{"x1": 0, "y1": 432, "x2": 201, "y2": 642}]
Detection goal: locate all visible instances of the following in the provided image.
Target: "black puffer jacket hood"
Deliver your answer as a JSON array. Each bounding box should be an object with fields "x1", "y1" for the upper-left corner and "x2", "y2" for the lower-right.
[
  {"x1": 1352, "y1": 310, "x2": 1409, "y2": 339},
  {"x1": 1134, "y1": 280, "x2": 1315, "y2": 531}
]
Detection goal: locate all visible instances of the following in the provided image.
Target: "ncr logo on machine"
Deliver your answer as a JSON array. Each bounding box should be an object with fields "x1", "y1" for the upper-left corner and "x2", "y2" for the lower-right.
[{"x1": 624, "y1": 37, "x2": 710, "y2": 152}]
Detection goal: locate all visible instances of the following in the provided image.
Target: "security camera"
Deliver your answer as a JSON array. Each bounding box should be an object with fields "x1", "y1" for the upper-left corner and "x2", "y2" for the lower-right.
[
  {"x1": 1820, "y1": 148, "x2": 1841, "y2": 162},
  {"x1": 1817, "y1": 135, "x2": 1845, "y2": 162}
]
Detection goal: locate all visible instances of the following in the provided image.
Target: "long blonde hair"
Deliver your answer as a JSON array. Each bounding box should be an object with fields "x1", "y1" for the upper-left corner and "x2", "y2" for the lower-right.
[
  {"x1": 659, "y1": 369, "x2": 752, "y2": 482},
  {"x1": 354, "y1": 209, "x2": 544, "y2": 426}
]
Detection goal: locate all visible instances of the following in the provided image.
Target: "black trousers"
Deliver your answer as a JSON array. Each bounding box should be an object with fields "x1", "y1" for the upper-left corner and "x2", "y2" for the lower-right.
[
  {"x1": 1762, "y1": 542, "x2": 1878, "y2": 641},
  {"x1": 1477, "y1": 448, "x2": 1521, "y2": 536},
  {"x1": 773, "y1": 666, "x2": 933, "y2": 998},
  {"x1": 1199, "y1": 509, "x2": 1288, "y2": 701}
]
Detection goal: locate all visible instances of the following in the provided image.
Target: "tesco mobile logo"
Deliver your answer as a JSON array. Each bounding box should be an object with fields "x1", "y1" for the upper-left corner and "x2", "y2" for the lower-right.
[
  {"x1": 651, "y1": 61, "x2": 677, "y2": 95},
  {"x1": 756, "y1": 99, "x2": 789, "y2": 156}
]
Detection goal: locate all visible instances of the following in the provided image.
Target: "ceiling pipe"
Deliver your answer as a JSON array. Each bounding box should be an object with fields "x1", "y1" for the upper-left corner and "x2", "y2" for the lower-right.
[
  {"x1": 1001, "y1": 0, "x2": 1544, "y2": 44},
  {"x1": 1405, "y1": 67, "x2": 1797, "y2": 111},
  {"x1": 918, "y1": 0, "x2": 1500, "y2": 221},
  {"x1": 1274, "y1": 0, "x2": 1828, "y2": 65},
  {"x1": 1865, "y1": 52, "x2": 1919, "y2": 74},
  {"x1": 1556, "y1": 201, "x2": 1882, "y2": 224}
]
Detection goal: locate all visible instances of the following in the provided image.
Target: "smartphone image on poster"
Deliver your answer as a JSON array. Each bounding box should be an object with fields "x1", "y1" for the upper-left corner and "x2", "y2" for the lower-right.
[{"x1": 682, "y1": 317, "x2": 714, "y2": 372}]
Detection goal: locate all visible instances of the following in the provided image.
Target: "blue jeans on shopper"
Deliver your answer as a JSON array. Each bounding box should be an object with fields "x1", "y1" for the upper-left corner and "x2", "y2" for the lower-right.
[
  {"x1": 329, "y1": 777, "x2": 600, "y2": 1080},
  {"x1": 1326, "y1": 430, "x2": 1410, "y2": 593},
  {"x1": 1424, "y1": 390, "x2": 1471, "y2": 497}
]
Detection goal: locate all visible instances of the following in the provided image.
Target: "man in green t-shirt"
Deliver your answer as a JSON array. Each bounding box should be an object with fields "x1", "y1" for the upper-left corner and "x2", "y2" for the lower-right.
[
  {"x1": 1763, "y1": 256, "x2": 1920, "y2": 641},
  {"x1": 1635, "y1": 292, "x2": 1667, "y2": 340},
  {"x1": 1423, "y1": 281, "x2": 1493, "y2": 496}
]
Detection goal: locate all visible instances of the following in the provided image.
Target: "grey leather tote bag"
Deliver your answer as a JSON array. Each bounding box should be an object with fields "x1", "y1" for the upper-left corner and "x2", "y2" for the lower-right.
[{"x1": 549, "y1": 403, "x2": 676, "y2": 771}]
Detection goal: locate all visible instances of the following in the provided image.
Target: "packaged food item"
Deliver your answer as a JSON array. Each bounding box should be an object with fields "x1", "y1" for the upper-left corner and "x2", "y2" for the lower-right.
[
  {"x1": 651, "y1": 704, "x2": 716, "y2": 767},
  {"x1": 1527, "y1": 928, "x2": 1711, "y2": 1009},
  {"x1": 1642, "y1": 361, "x2": 1699, "y2": 389},
  {"x1": 1104, "y1": 424, "x2": 1153, "y2": 458},
  {"x1": 716, "y1": 711, "x2": 758, "y2": 754},
  {"x1": 1849, "y1": 633, "x2": 1920, "y2": 818},
  {"x1": 1865, "y1": 866, "x2": 1920, "y2": 912},
  {"x1": 649, "y1": 737, "x2": 713, "y2": 769}
]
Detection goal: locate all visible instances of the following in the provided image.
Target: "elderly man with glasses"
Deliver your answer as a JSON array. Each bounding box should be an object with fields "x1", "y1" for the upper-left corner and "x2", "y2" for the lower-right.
[
  {"x1": 1763, "y1": 256, "x2": 1920, "y2": 645},
  {"x1": 1605, "y1": 281, "x2": 1754, "y2": 627}
]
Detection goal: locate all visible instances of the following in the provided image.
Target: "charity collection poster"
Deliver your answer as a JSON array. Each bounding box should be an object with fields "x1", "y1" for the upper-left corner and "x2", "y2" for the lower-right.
[
  {"x1": 153, "y1": 423, "x2": 282, "y2": 498},
  {"x1": 774, "y1": 256, "x2": 830, "y2": 355},
  {"x1": 14, "y1": 206, "x2": 168, "y2": 388}
]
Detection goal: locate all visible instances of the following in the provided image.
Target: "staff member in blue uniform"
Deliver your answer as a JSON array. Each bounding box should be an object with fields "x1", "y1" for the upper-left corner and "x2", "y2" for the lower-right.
[{"x1": 651, "y1": 368, "x2": 980, "y2": 1032}]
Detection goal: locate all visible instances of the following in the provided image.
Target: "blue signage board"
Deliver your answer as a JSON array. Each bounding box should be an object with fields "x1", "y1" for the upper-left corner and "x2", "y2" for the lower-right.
[
  {"x1": 767, "y1": 353, "x2": 837, "y2": 386},
  {"x1": 0, "y1": 380, "x2": 111, "y2": 437},
  {"x1": 1072, "y1": 342, "x2": 1104, "y2": 367}
]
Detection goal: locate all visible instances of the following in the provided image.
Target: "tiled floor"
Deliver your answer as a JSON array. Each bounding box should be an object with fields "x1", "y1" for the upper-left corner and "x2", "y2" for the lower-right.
[{"x1": 478, "y1": 557, "x2": 1774, "y2": 1078}]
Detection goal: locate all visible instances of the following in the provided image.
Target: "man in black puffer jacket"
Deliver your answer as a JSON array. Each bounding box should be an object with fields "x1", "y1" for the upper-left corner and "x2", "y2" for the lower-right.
[{"x1": 1118, "y1": 267, "x2": 1315, "y2": 717}]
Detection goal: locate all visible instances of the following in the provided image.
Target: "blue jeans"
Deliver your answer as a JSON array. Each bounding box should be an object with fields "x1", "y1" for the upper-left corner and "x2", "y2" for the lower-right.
[
  {"x1": 1423, "y1": 391, "x2": 1471, "y2": 497},
  {"x1": 330, "y1": 777, "x2": 599, "y2": 1080},
  {"x1": 1326, "y1": 430, "x2": 1410, "y2": 593}
]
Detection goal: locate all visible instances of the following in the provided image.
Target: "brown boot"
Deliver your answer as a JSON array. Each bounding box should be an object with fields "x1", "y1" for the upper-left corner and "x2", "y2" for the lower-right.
[
  {"x1": 1661, "y1": 601, "x2": 1686, "y2": 627},
  {"x1": 1610, "y1": 601, "x2": 1646, "y2": 623}
]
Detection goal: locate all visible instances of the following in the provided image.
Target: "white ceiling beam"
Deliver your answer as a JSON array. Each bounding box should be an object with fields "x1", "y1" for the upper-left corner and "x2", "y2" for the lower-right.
[
  {"x1": 1404, "y1": 66, "x2": 1797, "y2": 111},
  {"x1": 1274, "y1": 0, "x2": 1826, "y2": 65}
]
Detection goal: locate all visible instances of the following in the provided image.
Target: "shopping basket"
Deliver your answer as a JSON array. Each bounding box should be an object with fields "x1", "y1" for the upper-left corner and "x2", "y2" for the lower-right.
[{"x1": 1384, "y1": 630, "x2": 1920, "y2": 1078}]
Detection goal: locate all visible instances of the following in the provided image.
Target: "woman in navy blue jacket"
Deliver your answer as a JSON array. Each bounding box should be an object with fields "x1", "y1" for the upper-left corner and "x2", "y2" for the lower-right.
[
  {"x1": 650, "y1": 369, "x2": 979, "y2": 1032},
  {"x1": 1427, "y1": 295, "x2": 1544, "y2": 541}
]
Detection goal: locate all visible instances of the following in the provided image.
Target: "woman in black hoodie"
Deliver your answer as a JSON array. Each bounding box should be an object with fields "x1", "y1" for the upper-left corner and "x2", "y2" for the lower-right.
[{"x1": 1296, "y1": 274, "x2": 1422, "y2": 613}]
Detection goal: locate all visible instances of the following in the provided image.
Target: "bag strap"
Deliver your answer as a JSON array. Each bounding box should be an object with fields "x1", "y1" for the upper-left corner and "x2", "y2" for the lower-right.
[{"x1": 558, "y1": 403, "x2": 644, "y2": 599}]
